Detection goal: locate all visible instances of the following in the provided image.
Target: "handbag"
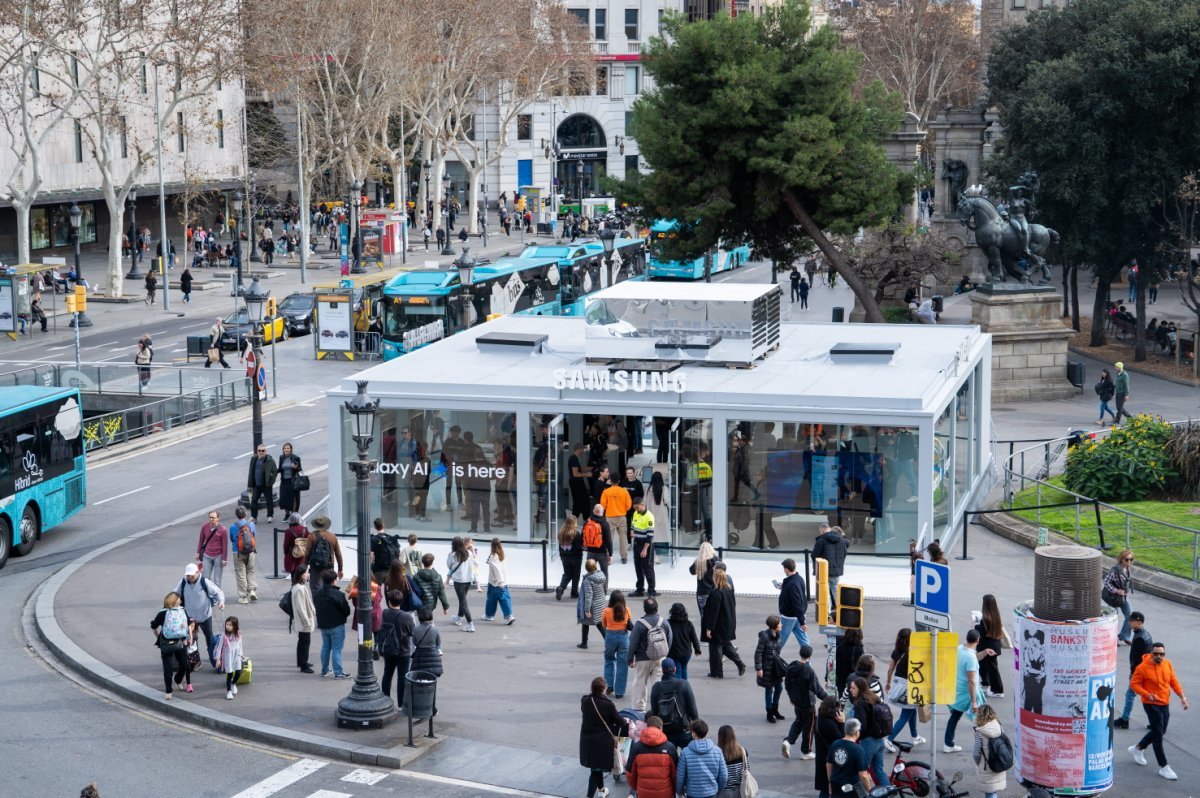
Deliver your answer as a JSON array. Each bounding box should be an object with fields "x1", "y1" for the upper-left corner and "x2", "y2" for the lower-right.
[
  {"x1": 1101, "y1": 587, "x2": 1123, "y2": 608},
  {"x1": 918, "y1": 702, "x2": 932, "y2": 724},
  {"x1": 236, "y1": 658, "x2": 253, "y2": 685},
  {"x1": 739, "y1": 749, "x2": 760, "y2": 798},
  {"x1": 590, "y1": 697, "x2": 625, "y2": 777},
  {"x1": 207, "y1": 347, "x2": 219, "y2": 363},
  {"x1": 294, "y1": 472, "x2": 311, "y2": 492},
  {"x1": 887, "y1": 677, "x2": 909, "y2": 704}
]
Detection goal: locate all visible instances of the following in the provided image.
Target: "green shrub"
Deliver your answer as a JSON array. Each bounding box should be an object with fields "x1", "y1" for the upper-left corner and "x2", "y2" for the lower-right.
[
  {"x1": 1166, "y1": 421, "x2": 1200, "y2": 499},
  {"x1": 883, "y1": 306, "x2": 914, "y2": 324},
  {"x1": 1064, "y1": 414, "x2": 1177, "y2": 502}
]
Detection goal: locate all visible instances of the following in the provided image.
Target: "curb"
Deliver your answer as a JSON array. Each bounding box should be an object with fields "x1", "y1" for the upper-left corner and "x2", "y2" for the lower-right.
[
  {"x1": 978, "y1": 509, "x2": 1200, "y2": 609},
  {"x1": 26, "y1": 502, "x2": 441, "y2": 769}
]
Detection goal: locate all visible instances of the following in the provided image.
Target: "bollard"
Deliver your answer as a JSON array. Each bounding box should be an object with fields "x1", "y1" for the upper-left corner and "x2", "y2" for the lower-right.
[
  {"x1": 535, "y1": 538, "x2": 554, "y2": 593},
  {"x1": 265, "y1": 526, "x2": 288, "y2": 580}
]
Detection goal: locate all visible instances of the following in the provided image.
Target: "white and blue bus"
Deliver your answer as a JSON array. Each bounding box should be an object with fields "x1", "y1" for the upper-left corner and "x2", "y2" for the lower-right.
[
  {"x1": 647, "y1": 220, "x2": 752, "y2": 279},
  {"x1": 519, "y1": 236, "x2": 647, "y2": 316},
  {"x1": 0, "y1": 386, "x2": 86, "y2": 569}
]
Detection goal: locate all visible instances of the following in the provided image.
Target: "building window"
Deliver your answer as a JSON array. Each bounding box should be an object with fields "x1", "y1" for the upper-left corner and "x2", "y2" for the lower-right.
[
  {"x1": 659, "y1": 9, "x2": 665, "y2": 35},
  {"x1": 217, "y1": 110, "x2": 225, "y2": 149},
  {"x1": 119, "y1": 116, "x2": 128, "y2": 158},
  {"x1": 73, "y1": 121, "x2": 83, "y2": 163},
  {"x1": 595, "y1": 66, "x2": 608, "y2": 96},
  {"x1": 71, "y1": 54, "x2": 79, "y2": 87},
  {"x1": 31, "y1": 203, "x2": 98, "y2": 250},
  {"x1": 625, "y1": 154, "x2": 640, "y2": 176},
  {"x1": 625, "y1": 8, "x2": 639, "y2": 40},
  {"x1": 517, "y1": 114, "x2": 532, "y2": 140},
  {"x1": 177, "y1": 111, "x2": 185, "y2": 152},
  {"x1": 569, "y1": 67, "x2": 589, "y2": 96},
  {"x1": 625, "y1": 111, "x2": 635, "y2": 135},
  {"x1": 568, "y1": 7, "x2": 589, "y2": 27},
  {"x1": 625, "y1": 65, "x2": 640, "y2": 96},
  {"x1": 610, "y1": 67, "x2": 624, "y2": 99},
  {"x1": 595, "y1": 8, "x2": 606, "y2": 40},
  {"x1": 1012, "y1": 0, "x2": 1026, "y2": 7},
  {"x1": 557, "y1": 114, "x2": 607, "y2": 149},
  {"x1": 139, "y1": 55, "x2": 148, "y2": 94}
]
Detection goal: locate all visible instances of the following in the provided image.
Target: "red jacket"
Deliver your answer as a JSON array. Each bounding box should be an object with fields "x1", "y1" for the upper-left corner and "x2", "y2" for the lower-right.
[{"x1": 627, "y1": 726, "x2": 677, "y2": 798}]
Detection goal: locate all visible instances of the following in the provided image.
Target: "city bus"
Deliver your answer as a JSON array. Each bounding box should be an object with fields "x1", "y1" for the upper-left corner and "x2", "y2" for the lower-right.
[
  {"x1": 519, "y1": 236, "x2": 648, "y2": 315},
  {"x1": 0, "y1": 386, "x2": 86, "y2": 569},
  {"x1": 647, "y1": 220, "x2": 752, "y2": 279},
  {"x1": 379, "y1": 255, "x2": 562, "y2": 359}
]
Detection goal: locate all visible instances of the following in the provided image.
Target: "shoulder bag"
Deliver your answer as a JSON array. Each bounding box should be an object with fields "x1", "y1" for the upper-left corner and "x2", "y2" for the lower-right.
[
  {"x1": 590, "y1": 697, "x2": 625, "y2": 777},
  {"x1": 739, "y1": 747, "x2": 760, "y2": 798},
  {"x1": 887, "y1": 676, "x2": 909, "y2": 703},
  {"x1": 294, "y1": 471, "x2": 311, "y2": 492}
]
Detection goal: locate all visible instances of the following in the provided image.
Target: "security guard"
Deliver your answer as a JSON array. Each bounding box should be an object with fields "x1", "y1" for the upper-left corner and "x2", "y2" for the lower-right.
[{"x1": 630, "y1": 499, "x2": 656, "y2": 597}]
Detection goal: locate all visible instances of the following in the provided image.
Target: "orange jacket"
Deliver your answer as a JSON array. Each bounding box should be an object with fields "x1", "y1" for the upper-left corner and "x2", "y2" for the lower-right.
[
  {"x1": 600, "y1": 484, "x2": 632, "y2": 517},
  {"x1": 1131, "y1": 653, "x2": 1184, "y2": 706}
]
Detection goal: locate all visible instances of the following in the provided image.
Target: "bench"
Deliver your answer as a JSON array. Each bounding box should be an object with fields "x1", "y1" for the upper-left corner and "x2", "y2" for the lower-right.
[{"x1": 1110, "y1": 315, "x2": 1138, "y2": 340}]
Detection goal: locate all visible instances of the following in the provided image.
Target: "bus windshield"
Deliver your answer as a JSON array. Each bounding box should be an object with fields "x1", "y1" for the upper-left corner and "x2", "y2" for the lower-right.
[{"x1": 383, "y1": 297, "x2": 447, "y2": 338}]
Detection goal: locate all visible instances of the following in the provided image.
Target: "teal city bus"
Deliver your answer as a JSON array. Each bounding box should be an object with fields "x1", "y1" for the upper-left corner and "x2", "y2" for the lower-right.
[
  {"x1": 0, "y1": 386, "x2": 86, "y2": 569},
  {"x1": 379, "y1": 236, "x2": 648, "y2": 359},
  {"x1": 647, "y1": 220, "x2": 752, "y2": 279}
]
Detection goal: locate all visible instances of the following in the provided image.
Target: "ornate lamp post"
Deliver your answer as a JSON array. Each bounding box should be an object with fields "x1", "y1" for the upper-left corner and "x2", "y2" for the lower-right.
[
  {"x1": 125, "y1": 188, "x2": 142, "y2": 280},
  {"x1": 599, "y1": 227, "x2": 616, "y2": 285},
  {"x1": 454, "y1": 247, "x2": 477, "y2": 329},
  {"x1": 232, "y1": 191, "x2": 245, "y2": 292},
  {"x1": 243, "y1": 277, "x2": 270, "y2": 450},
  {"x1": 336, "y1": 381, "x2": 397, "y2": 729},
  {"x1": 575, "y1": 161, "x2": 584, "y2": 207},
  {"x1": 441, "y1": 173, "x2": 454, "y2": 255},
  {"x1": 68, "y1": 203, "x2": 92, "y2": 328},
  {"x1": 350, "y1": 179, "x2": 365, "y2": 274}
]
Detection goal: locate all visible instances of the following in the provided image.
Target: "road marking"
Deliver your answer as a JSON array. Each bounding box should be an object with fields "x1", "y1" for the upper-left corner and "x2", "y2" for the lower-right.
[
  {"x1": 171, "y1": 347, "x2": 185, "y2": 353},
  {"x1": 228, "y1": 758, "x2": 327, "y2": 798},
  {"x1": 92, "y1": 485, "x2": 151, "y2": 506},
  {"x1": 49, "y1": 345, "x2": 73, "y2": 351},
  {"x1": 235, "y1": 444, "x2": 272, "y2": 459},
  {"x1": 392, "y1": 770, "x2": 549, "y2": 796},
  {"x1": 291, "y1": 428, "x2": 322, "y2": 440},
  {"x1": 340, "y1": 769, "x2": 387, "y2": 785},
  {"x1": 84, "y1": 340, "x2": 119, "y2": 348},
  {"x1": 305, "y1": 791, "x2": 351, "y2": 798},
  {"x1": 169, "y1": 463, "x2": 219, "y2": 481}
]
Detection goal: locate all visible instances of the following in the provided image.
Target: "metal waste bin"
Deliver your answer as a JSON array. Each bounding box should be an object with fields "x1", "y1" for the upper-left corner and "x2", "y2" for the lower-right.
[
  {"x1": 832, "y1": 307, "x2": 845, "y2": 323},
  {"x1": 186, "y1": 335, "x2": 210, "y2": 361},
  {"x1": 404, "y1": 670, "x2": 438, "y2": 746},
  {"x1": 1067, "y1": 361, "x2": 1084, "y2": 394}
]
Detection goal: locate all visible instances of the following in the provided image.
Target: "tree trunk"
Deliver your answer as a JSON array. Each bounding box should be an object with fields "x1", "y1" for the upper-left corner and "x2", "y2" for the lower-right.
[
  {"x1": 13, "y1": 201, "x2": 31, "y2": 266},
  {"x1": 1061, "y1": 260, "x2": 1070, "y2": 317},
  {"x1": 466, "y1": 168, "x2": 483, "y2": 235},
  {"x1": 1089, "y1": 274, "x2": 1109, "y2": 347},
  {"x1": 106, "y1": 215, "x2": 125, "y2": 297},
  {"x1": 391, "y1": 161, "x2": 406, "y2": 256},
  {"x1": 782, "y1": 189, "x2": 885, "y2": 322},
  {"x1": 1134, "y1": 269, "x2": 1147, "y2": 362},
  {"x1": 1069, "y1": 261, "x2": 1080, "y2": 331}
]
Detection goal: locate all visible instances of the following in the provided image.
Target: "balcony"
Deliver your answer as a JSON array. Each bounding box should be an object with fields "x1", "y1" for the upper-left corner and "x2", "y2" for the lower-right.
[
  {"x1": 627, "y1": 41, "x2": 641, "y2": 55},
  {"x1": 592, "y1": 41, "x2": 608, "y2": 55}
]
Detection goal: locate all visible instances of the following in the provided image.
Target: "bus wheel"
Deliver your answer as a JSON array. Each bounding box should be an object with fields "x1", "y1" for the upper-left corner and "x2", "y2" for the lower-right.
[
  {"x1": 0, "y1": 517, "x2": 10, "y2": 569},
  {"x1": 14, "y1": 504, "x2": 38, "y2": 557}
]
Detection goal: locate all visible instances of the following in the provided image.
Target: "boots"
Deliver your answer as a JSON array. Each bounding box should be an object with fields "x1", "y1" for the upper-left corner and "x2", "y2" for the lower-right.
[
  {"x1": 771, "y1": 704, "x2": 786, "y2": 721},
  {"x1": 767, "y1": 709, "x2": 777, "y2": 724}
]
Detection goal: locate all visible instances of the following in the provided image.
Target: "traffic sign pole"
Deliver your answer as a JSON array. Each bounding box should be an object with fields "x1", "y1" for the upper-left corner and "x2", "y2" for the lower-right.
[{"x1": 931, "y1": 628, "x2": 938, "y2": 781}]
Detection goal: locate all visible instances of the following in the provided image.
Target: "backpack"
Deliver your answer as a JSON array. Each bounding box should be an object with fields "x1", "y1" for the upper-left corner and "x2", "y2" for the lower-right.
[
  {"x1": 986, "y1": 731, "x2": 1015, "y2": 772},
  {"x1": 371, "y1": 533, "x2": 399, "y2": 572},
  {"x1": 639, "y1": 618, "x2": 670, "y2": 660},
  {"x1": 376, "y1": 622, "x2": 400, "y2": 657},
  {"x1": 656, "y1": 688, "x2": 686, "y2": 731},
  {"x1": 871, "y1": 701, "x2": 894, "y2": 739},
  {"x1": 309, "y1": 532, "x2": 333, "y2": 571},
  {"x1": 237, "y1": 524, "x2": 256, "y2": 556},
  {"x1": 291, "y1": 531, "x2": 310, "y2": 560},
  {"x1": 162, "y1": 606, "x2": 188, "y2": 640},
  {"x1": 582, "y1": 518, "x2": 604, "y2": 550},
  {"x1": 279, "y1": 590, "x2": 294, "y2": 632}
]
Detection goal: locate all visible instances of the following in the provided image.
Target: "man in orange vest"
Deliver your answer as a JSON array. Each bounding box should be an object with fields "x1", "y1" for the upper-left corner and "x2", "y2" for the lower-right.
[{"x1": 600, "y1": 473, "x2": 632, "y2": 564}]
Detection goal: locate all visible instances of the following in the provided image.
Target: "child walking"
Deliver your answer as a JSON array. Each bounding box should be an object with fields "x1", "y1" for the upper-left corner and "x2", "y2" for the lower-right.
[
  {"x1": 217, "y1": 616, "x2": 245, "y2": 700},
  {"x1": 183, "y1": 619, "x2": 200, "y2": 692}
]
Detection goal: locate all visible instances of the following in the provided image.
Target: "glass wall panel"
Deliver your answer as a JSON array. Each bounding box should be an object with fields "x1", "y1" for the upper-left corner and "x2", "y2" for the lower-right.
[
  {"x1": 341, "y1": 406, "x2": 518, "y2": 540},
  {"x1": 954, "y1": 371, "x2": 975, "y2": 512},
  {"x1": 933, "y1": 405, "x2": 953, "y2": 534},
  {"x1": 725, "y1": 421, "x2": 921, "y2": 554}
]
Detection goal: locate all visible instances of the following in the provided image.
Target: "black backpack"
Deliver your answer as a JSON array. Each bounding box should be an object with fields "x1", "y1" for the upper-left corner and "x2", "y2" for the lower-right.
[
  {"x1": 987, "y1": 731, "x2": 1014, "y2": 772},
  {"x1": 278, "y1": 590, "x2": 294, "y2": 632},
  {"x1": 371, "y1": 533, "x2": 399, "y2": 572},
  {"x1": 309, "y1": 533, "x2": 333, "y2": 572},
  {"x1": 871, "y1": 701, "x2": 894, "y2": 738},
  {"x1": 656, "y1": 686, "x2": 687, "y2": 732},
  {"x1": 376, "y1": 622, "x2": 400, "y2": 656}
]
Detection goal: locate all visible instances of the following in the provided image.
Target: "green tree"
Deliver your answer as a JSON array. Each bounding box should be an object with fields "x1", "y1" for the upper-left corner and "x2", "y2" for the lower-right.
[
  {"x1": 987, "y1": 0, "x2": 1200, "y2": 357},
  {"x1": 616, "y1": 0, "x2": 908, "y2": 322}
]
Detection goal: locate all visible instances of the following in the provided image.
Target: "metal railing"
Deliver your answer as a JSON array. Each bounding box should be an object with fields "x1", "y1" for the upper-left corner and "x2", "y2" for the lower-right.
[
  {"x1": 1000, "y1": 427, "x2": 1200, "y2": 581},
  {"x1": 0, "y1": 361, "x2": 246, "y2": 398},
  {"x1": 83, "y1": 377, "x2": 251, "y2": 452}
]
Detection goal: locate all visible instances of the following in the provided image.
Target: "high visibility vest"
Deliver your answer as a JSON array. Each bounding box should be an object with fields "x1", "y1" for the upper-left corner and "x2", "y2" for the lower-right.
[{"x1": 631, "y1": 509, "x2": 655, "y2": 533}]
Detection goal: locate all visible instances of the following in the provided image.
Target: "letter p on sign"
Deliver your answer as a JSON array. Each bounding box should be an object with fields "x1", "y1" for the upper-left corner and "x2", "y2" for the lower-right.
[{"x1": 915, "y1": 560, "x2": 950, "y2": 615}]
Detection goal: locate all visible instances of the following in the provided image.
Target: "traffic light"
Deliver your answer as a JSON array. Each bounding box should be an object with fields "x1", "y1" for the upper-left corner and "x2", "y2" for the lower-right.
[
  {"x1": 266, "y1": 297, "x2": 277, "y2": 318},
  {"x1": 816, "y1": 558, "x2": 829, "y2": 626},
  {"x1": 69, "y1": 285, "x2": 87, "y2": 314},
  {"x1": 836, "y1": 584, "x2": 864, "y2": 630},
  {"x1": 65, "y1": 294, "x2": 76, "y2": 314}
]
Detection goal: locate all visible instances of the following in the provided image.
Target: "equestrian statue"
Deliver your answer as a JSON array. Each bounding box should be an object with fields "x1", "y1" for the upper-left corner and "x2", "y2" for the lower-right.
[{"x1": 955, "y1": 173, "x2": 1059, "y2": 285}]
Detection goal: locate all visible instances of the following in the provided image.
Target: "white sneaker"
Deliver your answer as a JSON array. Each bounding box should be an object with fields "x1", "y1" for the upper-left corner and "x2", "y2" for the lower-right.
[
  {"x1": 911, "y1": 736, "x2": 927, "y2": 746},
  {"x1": 464, "y1": 623, "x2": 476, "y2": 633},
  {"x1": 1159, "y1": 765, "x2": 1177, "y2": 780},
  {"x1": 781, "y1": 740, "x2": 791, "y2": 759},
  {"x1": 452, "y1": 616, "x2": 463, "y2": 627},
  {"x1": 798, "y1": 751, "x2": 816, "y2": 760},
  {"x1": 231, "y1": 684, "x2": 238, "y2": 695},
  {"x1": 1129, "y1": 745, "x2": 1147, "y2": 766},
  {"x1": 884, "y1": 738, "x2": 898, "y2": 753},
  {"x1": 942, "y1": 744, "x2": 962, "y2": 753},
  {"x1": 225, "y1": 690, "x2": 233, "y2": 700},
  {"x1": 596, "y1": 788, "x2": 609, "y2": 797}
]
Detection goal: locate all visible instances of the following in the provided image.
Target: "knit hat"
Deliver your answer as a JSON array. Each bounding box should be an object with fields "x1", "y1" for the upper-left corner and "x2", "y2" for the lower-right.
[{"x1": 661, "y1": 657, "x2": 677, "y2": 674}]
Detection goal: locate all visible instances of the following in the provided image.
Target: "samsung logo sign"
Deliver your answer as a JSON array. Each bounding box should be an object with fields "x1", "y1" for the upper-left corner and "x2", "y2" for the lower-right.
[{"x1": 553, "y1": 368, "x2": 687, "y2": 394}]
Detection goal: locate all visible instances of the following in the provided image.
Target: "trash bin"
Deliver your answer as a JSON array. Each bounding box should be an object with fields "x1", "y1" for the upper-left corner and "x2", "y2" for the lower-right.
[
  {"x1": 404, "y1": 670, "x2": 438, "y2": 719},
  {"x1": 186, "y1": 335, "x2": 209, "y2": 360},
  {"x1": 832, "y1": 307, "x2": 845, "y2": 323},
  {"x1": 932, "y1": 295, "x2": 944, "y2": 313},
  {"x1": 1066, "y1": 361, "x2": 1084, "y2": 393}
]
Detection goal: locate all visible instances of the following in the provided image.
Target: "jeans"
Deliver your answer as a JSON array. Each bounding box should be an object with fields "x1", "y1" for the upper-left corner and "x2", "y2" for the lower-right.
[
  {"x1": 1117, "y1": 597, "x2": 1133, "y2": 641},
  {"x1": 1121, "y1": 683, "x2": 1137, "y2": 720},
  {"x1": 779, "y1": 615, "x2": 810, "y2": 655},
  {"x1": 201, "y1": 554, "x2": 223, "y2": 590},
  {"x1": 192, "y1": 616, "x2": 216, "y2": 666},
  {"x1": 1099, "y1": 399, "x2": 1115, "y2": 422},
  {"x1": 944, "y1": 708, "x2": 965, "y2": 746},
  {"x1": 382, "y1": 654, "x2": 411, "y2": 705},
  {"x1": 763, "y1": 682, "x2": 782, "y2": 710},
  {"x1": 676, "y1": 654, "x2": 692, "y2": 681},
  {"x1": 604, "y1": 630, "x2": 630, "y2": 695},
  {"x1": 485, "y1": 584, "x2": 513, "y2": 619},
  {"x1": 452, "y1": 580, "x2": 473, "y2": 623},
  {"x1": 320, "y1": 624, "x2": 347, "y2": 676},
  {"x1": 1138, "y1": 703, "x2": 1170, "y2": 766},
  {"x1": 860, "y1": 735, "x2": 889, "y2": 786},
  {"x1": 890, "y1": 707, "x2": 918, "y2": 740}
]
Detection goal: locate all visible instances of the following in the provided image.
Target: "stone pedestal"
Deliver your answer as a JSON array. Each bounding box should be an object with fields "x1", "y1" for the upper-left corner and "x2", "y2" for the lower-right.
[{"x1": 970, "y1": 284, "x2": 1076, "y2": 402}]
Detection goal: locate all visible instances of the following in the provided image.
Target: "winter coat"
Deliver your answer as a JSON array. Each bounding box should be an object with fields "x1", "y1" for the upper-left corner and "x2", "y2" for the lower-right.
[
  {"x1": 291, "y1": 582, "x2": 316, "y2": 633},
  {"x1": 349, "y1": 581, "x2": 383, "y2": 633},
  {"x1": 650, "y1": 675, "x2": 699, "y2": 736},
  {"x1": 812, "y1": 530, "x2": 849, "y2": 577},
  {"x1": 312, "y1": 582, "x2": 351, "y2": 630},
  {"x1": 580, "y1": 693, "x2": 625, "y2": 769},
  {"x1": 814, "y1": 717, "x2": 845, "y2": 794},
  {"x1": 246, "y1": 454, "x2": 278, "y2": 489},
  {"x1": 630, "y1": 613, "x2": 672, "y2": 662},
  {"x1": 578, "y1": 570, "x2": 608, "y2": 625},
  {"x1": 180, "y1": 271, "x2": 193, "y2": 292},
  {"x1": 627, "y1": 725, "x2": 678, "y2": 798},
  {"x1": 283, "y1": 524, "x2": 309, "y2": 574},
  {"x1": 410, "y1": 622, "x2": 443, "y2": 676},
  {"x1": 689, "y1": 558, "x2": 717, "y2": 601},
  {"x1": 676, "y1": 738, "x2": 727, "y2": 798},
  {"x1": 778, "y1": 572, "x2": 808, "y2": 621},
  {"x1": 754, "y1": 629, "x2": 785, "y2": 687},
  {"x1": 784, "y1": 659, "x2": 828, "y2": 708},
  {"x1": 413, "y1": 567, "x2": 450, "y2": 610},
  {"x1": 668, "y1": 617, "x2": 703, "y2": 661},
  {"x1": 973, "y1": 719, "x2": 1007, "y2": 792},
  {"x1": 701, "y1": 586, "x2": 737, "y2": 642}
]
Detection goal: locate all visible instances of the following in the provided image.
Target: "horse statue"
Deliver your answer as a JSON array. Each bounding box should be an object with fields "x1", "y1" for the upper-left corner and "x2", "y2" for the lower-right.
[{"x1": 956, "y1": 193, "x2": 1059, "y2": 284}]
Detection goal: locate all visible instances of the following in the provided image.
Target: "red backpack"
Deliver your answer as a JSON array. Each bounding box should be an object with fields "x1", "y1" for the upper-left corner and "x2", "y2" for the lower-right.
[{"x1": 582, "y1": 519, "x2": 604, "y2": 550}]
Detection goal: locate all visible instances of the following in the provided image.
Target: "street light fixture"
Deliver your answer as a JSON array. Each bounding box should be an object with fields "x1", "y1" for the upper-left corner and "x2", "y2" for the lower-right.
[
  {"x1": 232, "y1": 191, "x2": 244, "y2": 292},
  {"x1": 454, "y1": 247, "x2": 478, "y2": 330},
  {"x1": 441, "y1": 173, "x2": 453, "y2": 255},
  {"x1": 125, "y1": 188, "x2": 142, "y2": 281},
  {"x1": 68, "y1": 202, "x2": 92, "y2": 328},
  {"x1": 335, "y1": 380, "x2": 397, "y2": 730},
  {"x1": 243, "y1": 276, "x2": 269, "y2": 451},
  {"x1": 350, "y1": 179, "x2": 365, "y2": 274},
  {"x1": 575, "y1": 161, "x2": 584, "y2": 207}
]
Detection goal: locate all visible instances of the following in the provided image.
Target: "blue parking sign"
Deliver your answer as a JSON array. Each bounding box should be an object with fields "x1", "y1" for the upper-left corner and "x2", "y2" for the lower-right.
[{"x1": 915, "y1": 559, "x2": 950, "y2": 615}]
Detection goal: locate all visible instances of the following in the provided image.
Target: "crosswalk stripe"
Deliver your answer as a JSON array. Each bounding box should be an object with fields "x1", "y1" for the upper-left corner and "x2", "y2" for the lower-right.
[
  {"x1": 340, "y1": 769, "x2": 387, "y2": 786},
  {"x1": 228, "y1": 759, "x2": 328, "y2": 798}
]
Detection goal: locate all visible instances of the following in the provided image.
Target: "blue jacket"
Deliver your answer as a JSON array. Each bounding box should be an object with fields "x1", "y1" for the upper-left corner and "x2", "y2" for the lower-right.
[{"x1": 676, "y1": 738, "x2": 727, "y2": 798}]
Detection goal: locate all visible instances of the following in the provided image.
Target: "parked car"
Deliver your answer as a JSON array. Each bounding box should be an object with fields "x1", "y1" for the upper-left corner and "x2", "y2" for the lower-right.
[
  {"x1": 218, "y1": 309, "x2": 287, "y2": 350},
  {"x1": 278, "y1": 292, "x2": 315, "y2": 336}
]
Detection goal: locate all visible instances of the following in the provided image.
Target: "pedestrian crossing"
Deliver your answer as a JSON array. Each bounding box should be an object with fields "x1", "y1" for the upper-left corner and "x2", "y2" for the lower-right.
[{"x1": 228, "y1": 758, "x2": 554, "y2": 798}]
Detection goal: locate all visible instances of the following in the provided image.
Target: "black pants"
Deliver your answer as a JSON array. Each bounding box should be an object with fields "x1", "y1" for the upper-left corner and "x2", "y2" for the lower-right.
[
  {"x1": 558, "y1": 555, "x2": 582, "y2": 597},
  {"x1": 581, "y1": 622, "x2": 604, "y2": 645},
  {"x1": 800, "y1": 294, "x2": 808, "y2": 310},
  {"x1": 586, "y1": 549, "x2": 609, "y2": 578},
  {"x1": 1115, "y1": 392, "x2": 1132, "y2": 423},
  {"x1": 467, "y1": 491, "x2": 490, "y2": 534},
  {"x1": 296, "y1": 631, "x2": 311, "y2": 668},
  {"x1": 159, "y1": 645, "x2": 188, "y2": 693},
  {"x1": 786, "y1": 704, "x2": 816, "y2": 751},
  {"x1": 570, "y1": 484, "x2": 591, "y2": 519},
  {"x1": 453, "y1": 580, "x2": 473, "y2": 623},
  {"x1": 194, "y1": 616, "x2": 216, "y2": 666},
  {"x1": 204, "y1": 349, "x2": 230, "y2": 368},
  {"x1": 791, "y1": 285, "x2": 801, "y2": 301},
  {"x1": 1138, "y1": 703, "x2": 1170, "y2": 766},
  {"x1": 633, "y1": 545, "x2": 655, "y2": 593},
  {"x1": 249, "y1": 485, "x2": 274, "y2": 520},
  {"x1": 587, "y1": 768, "x2": 605, "y2": 797},
  {"x1": 708, "y1": 636, "x2": 741, "y2": 676},
  {"x1": 382, "y1": 654, "x2": 411, "y2": 705},
  {"x1": 225, "y1": 669, "x2": 244, "y2": 689},
  {"x1": 979, "y1": 653, "x2": 1004, "y2": 694}
]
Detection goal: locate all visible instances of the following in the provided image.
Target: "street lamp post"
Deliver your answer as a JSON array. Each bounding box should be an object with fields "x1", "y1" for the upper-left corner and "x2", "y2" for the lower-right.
[
  {"x1": 154, "y1": 63, "x2": 171, "y2": 312},
  {"x1": 336, "y1": 380, "x2": 398, "y2": 730},
  {"x1": 455, "y1": 247, "x2": 477, "y2": 329},
  {"x1": 423, "y1": 161, "x2": 431, "y2": 223},
  {"x1": 247, "y1": 175, "x2": 258, "y2": 262},
  {"x1": 599, "y1": 228, "x2": 615, "y2": 285},
  {"x1": 243, "y1": 277, "x2": 270, "y2": 451},
  {"x1": 68, "y1": 203, "x2": 92, "y2": 328},
  {"x1": 350, "y1": 179, "x2": 365, "y2": 274},
  {"x1": 125, "y1": 188, "x2": 142, "y2": 281},
  {"x1": 441, "y1": 173, "x2": 453, "y2": 255},
  {"x1": 232, "y1": 191, "x2": 245, "y2": 294},
  {"x1": 575, "y1": 161, "x2": 584, "y2": 209}
]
